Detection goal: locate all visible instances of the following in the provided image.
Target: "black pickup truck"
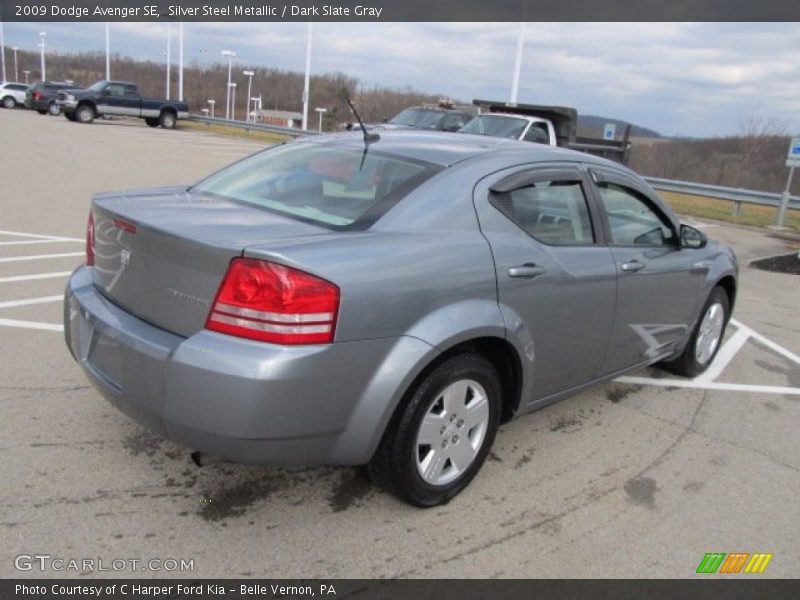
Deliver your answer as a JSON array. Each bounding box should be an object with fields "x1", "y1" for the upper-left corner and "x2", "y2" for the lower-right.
[{"x1": 57, "y1": 80, "x2": 189, "y2": 128}]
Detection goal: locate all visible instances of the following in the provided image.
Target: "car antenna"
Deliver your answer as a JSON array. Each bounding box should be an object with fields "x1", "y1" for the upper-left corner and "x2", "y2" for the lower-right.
[{"x1": 342, "y1": 90, "x2": 380, "y2": 147}]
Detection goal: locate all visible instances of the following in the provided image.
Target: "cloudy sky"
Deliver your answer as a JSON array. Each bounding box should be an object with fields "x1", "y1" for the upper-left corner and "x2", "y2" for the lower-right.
[{"x1": 3, "y1": 21, "x2": 798, "y2": 137}]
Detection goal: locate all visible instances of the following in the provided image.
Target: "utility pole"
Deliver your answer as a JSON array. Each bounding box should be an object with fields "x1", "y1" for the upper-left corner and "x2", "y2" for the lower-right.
[
  {"x1": 105, "y1": 23, "x2": 110, "y2": 79},
  {"x1": 302, "y1": 22, "x2": 312, "y2": 130},
  {"x1": 510, "y1": 22, "x2": 526, "y2": 105},
  {"x1": 178, "y1": 22, "x2": 184, "y2": 101},
  {"x1": 165, "y1": 23, "x2": 171, "y2": 100}
]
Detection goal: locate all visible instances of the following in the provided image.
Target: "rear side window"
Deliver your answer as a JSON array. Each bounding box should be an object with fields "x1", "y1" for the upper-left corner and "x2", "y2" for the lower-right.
[
  {"x1": 192, "y1": 143, "x2": 437, "y2": 229},
  {"x1": 492, "y1": 179, "x2": 595, "y2": 245}
]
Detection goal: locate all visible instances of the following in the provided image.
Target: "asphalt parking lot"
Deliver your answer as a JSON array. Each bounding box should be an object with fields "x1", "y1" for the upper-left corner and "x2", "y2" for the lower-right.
[{"x1": 1, "y1": 108, "x2": 799, "y2": 579}]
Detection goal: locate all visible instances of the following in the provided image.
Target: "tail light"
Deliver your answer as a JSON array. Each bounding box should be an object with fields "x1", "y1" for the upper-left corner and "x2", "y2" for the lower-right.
[
  {"x1": 33, "y1": 90, "x2": 42, "y2": 101},
  {"x1": 206, "y1": 258, "x2": 339, "y2": 345},
  {"x1": 85, "y1": 212, "x2": 95, "y2": 266}
]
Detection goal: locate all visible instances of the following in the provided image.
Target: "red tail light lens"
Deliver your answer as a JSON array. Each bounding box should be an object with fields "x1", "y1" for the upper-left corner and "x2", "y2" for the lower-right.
[
  {"x1": 206, "y1": 258, "x2": 339, "y2": 345},
  {"x1": 33, "y1": 91, "x2": 42, "y2": 100},
  {"x1": 85, "y1": 212, "x2": 95, "y2": 266}
]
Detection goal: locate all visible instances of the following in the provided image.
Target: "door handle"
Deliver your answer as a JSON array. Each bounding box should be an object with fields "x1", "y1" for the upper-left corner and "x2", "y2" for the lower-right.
[
  {"x1": 508, "y1": 263, "x2": 546, "y2": 279},
  {"x1": 620, "y1": 260, "x2": 645, "y2": 273}
]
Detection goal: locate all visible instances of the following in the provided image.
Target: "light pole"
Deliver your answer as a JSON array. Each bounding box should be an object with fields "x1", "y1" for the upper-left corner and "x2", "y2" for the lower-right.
[
  {"x1": 12, "y1": 47, "x2": 19, "y2": 82},
  {"x1": 242, "y1": 70, "x2": 254, "y2": 122},
  {"x1": 0, "y1": 22, "x2": 5, "y2": 84},
  {"x1": 302, "y1": 22, "x2": 312, "y2": 130},
  {"x1": 178, "y1": 22, "x2": 184, "y2": 101},
  {"x1": 221, "y1": 50, "x2": 236, "y2": 120},
  {"x1": 165, "y1": 23, "x2": 171, "y2": 100},
  {"x1": 208, "y1": 99, "x2": 215, "y2": 118},
  {"x1": 315, "y1": 107, "x2": 327, "y2": 132},
  {"x1": 510, "y1": 22, "x2": 525, "y2": 104},
  {"x1": 230, "y1": 83, "x2": 237, "y2": 120},
  {"x1": 23, "y1": 70, "x2": 30, "y2": 85},
  {"x1": 105, "y1": 23, "x2": 110, "y2": 80},
  {"x1": 38, "y1": 32, "x2": 47, "y2": 81}
]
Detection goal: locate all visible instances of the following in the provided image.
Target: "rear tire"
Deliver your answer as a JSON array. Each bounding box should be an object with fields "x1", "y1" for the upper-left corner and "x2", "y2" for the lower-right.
[
  {"x1": 661, "y1": 286, "x2": 730, "y2": 378},
  {"x1": 36, "y1": 109, "x2": 47, "y2": 115},
  {"x1": 145, "y1": 117, "x2": 159, "y2": 128},
  {"x1": 367, "y1": 353, "x2": 501, "y2": 507},
  {"x1": 75, "y1": 105, "x2": 95, "y2": 124},
  {"x1": 159, "y1": 111, "x2": 176, "y2": 129},
  {"x1": 2, "y1": 96, "x2": 16, "y2": 109},
  {"x1": 48, "y1": 102, "x2": 61, "y2": 116}
]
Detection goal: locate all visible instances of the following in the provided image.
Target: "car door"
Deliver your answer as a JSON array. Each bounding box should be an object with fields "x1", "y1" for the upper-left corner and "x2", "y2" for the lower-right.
[
  {"x1": 98, "y1": 83, "x2": 128, "y2": 115},
  {"x1": 589, "y1": 168, "x2": 702, "y2": 375},
  {"x1": 474, "y1": 164, "x2": 617, "y2": 401}
]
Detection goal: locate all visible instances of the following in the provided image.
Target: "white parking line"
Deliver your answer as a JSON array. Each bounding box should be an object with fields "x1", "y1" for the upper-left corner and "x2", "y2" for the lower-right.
[
  {"x1": 0, "y1": 295, "x2": 63, "y2": 309},
  {"x1": 0, "y1": 271, "x2": 72, "y2": 284},
  {"x1": 0, "y1": 252, "x2": 84, "y2": 263},
  {"x1": 0, "y1": 318, "x2": 63, "y2": 332},
  {"x1": 615, "y1": 376, "x2": 800, "y2": 396},
  {"x1": 0, "y1": 230, "x2": 83, "y2": 242}
]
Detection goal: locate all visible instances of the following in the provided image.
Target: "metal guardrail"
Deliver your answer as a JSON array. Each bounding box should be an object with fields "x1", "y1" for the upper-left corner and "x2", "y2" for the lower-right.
[
  {"x1": 186, "y1": 116, "x2": 798, "y2": 221},
  {"x1": 188, "y1": 114, "x2": 318, "y2": 137},
  {"x1": 644, "y1": 176, "x2": 800, "y2": 217}
]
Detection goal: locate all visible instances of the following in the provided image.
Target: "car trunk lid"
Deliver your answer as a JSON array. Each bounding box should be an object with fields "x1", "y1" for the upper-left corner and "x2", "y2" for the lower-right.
[{"x1": 91, "y1": 186, "x2": 331, "y2": 337}]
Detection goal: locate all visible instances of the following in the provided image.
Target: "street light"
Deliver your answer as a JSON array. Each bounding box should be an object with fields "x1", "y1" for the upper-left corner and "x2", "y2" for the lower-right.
[
  {"x1": 301, "y1": 22, "x2": 312, "y2": 130},
  {"x1": 105, "y1": 23, "x2": 110, "y2": 80},
  {"x1": 242, "y1": 70, "x2": 254, "y2": 122},
  {"x1": 38, "y1": 32, "x2": 47, "y2": 81},
  {"x1": 315, "y1": 107, "x2": 327, "y2": 132},
  {"x1": 221, "y1": 50, "x2": 236, "y2": 120},
  {"x1": 178, "y1": 22, "x2": 184, "y2": 101},
  {"x1": 510, "y1": 22, "x2": 526, "y2": 104},
  {"x1": 207, "y1": 99, "x2": 215, "y2": 118},
  {"x1": 165, "y1": 23, "x2": 171, "y2": 100},
  {"x1": 23, "y1": 70, "x2": 31, "y2": 85},
  {"x1": 11, "y1": 47, "x2": 19, "y2": 82},
  {"x1": 229, "y1": 83, "x2": 237, "y2": 121},
  {"x1": 0, "y1": 22, "x2": 5, "y2": 83}
]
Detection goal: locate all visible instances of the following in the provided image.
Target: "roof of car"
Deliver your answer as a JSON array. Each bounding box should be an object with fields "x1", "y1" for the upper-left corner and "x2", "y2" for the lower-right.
[{"x1": 305, "y1": 129, "x2": 610, "y2": 168}]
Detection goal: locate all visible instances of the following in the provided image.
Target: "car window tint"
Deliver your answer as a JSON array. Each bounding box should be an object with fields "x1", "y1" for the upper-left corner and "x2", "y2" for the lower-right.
[
  {"x1": 9, "y1": 84, "x2": 27, "y2": 91},
  {"x1": 123, "y1": 85, "x2": 138, "y2": 97},
  {"x1": 192, "y1": 144, "x2": 435, "y2": 229},
  {"x1": 494, "y1": 180, "x2": 594, "y2": 245},
  {"x1": 597, "y1": 182, "x2": 675, "y2": 246},
  {"x1": 106, "y1": 84, "x2": 125, "y2": 97}
]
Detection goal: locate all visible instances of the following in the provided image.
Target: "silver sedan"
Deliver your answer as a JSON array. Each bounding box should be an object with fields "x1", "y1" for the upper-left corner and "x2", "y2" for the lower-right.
[{"x1": 65, "y1": 130, "x2": 737, "y2": 506}]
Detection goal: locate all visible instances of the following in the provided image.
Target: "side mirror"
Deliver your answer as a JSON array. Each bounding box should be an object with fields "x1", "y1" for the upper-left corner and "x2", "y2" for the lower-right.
[{"x1": 680, "y1": 224, "x2": 707, "y2": 249}]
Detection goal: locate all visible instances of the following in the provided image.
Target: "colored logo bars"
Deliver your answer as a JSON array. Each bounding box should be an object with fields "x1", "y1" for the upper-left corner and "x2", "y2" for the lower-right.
[{"x1": 696, "y1": 552, "x2": 773, "y2": 574}]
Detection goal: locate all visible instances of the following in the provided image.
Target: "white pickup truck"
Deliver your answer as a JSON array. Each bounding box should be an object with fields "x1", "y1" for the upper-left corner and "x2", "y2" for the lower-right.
[{"x1": 462, "y1": 100, "x2": 632, "y2": 164}]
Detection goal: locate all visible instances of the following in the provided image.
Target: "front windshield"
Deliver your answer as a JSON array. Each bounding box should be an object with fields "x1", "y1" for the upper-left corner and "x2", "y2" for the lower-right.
[
  {"x1": 461, "y1": 115, "x2": 529, "y2": 140},
  {"x1": 87, "y1": 81, "x2": 107, "y2": 92},
  {"x1": 192, "y1": 143, "x2": 436, "y2": 229},
  {"x1": 389, "y1": 108, "x2": 446, "y2": 129}
]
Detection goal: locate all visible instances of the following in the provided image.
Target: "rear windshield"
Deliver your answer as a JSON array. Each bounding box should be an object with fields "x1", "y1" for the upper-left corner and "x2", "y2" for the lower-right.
[
  {"x1": 389, "y1": 108, "x2": 446, "y2": 129},
  {"x1": 191, "y1": 142, "x2": 438, "y2": 229},
  {"x1": 461, "y1": 115, "x2": 529, "y2": 140}
]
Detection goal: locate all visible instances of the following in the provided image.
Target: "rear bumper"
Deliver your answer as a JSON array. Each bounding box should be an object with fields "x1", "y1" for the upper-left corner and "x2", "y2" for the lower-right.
[{"x1": 64, "y1": 267, "x2": 436, "y2": 465}]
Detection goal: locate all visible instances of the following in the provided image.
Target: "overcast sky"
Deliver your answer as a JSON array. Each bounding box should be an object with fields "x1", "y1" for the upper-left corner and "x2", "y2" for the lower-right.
[{"x1": 2, "y1": 21, "x2": 798, "y2": 137}]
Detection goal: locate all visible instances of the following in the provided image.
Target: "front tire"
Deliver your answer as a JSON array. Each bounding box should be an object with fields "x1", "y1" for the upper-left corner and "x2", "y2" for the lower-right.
[
  {"x1": 661, "y1": 286, "x2": 730, "y2": 378},
  {"x1": 2, "y1": 96, "x2": 16, "y2": 109},
  {"x1": 368, "y1": 353, "x2": 501, "y2": 507},
  {"x1": 159, "y1": 111, "x2": 176, "y2": 129},
  {"x1": 48, "y1": 102, "x2": 61, "y2": 116},
  {"x1": 36, "y1": 109, "x2": 47, "y2": 115},
  {"x1": 75, "y1": 105, "x2": 95, "y2": 124},
  {"x1": 64, "y1": 112, "x2": 77, "y2": 122}
]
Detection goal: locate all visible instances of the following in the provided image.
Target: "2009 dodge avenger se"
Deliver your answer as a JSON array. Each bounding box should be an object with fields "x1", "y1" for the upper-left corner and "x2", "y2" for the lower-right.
[{"x1": 65, "y1": 130, "x2": 737, "y2": 506}]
